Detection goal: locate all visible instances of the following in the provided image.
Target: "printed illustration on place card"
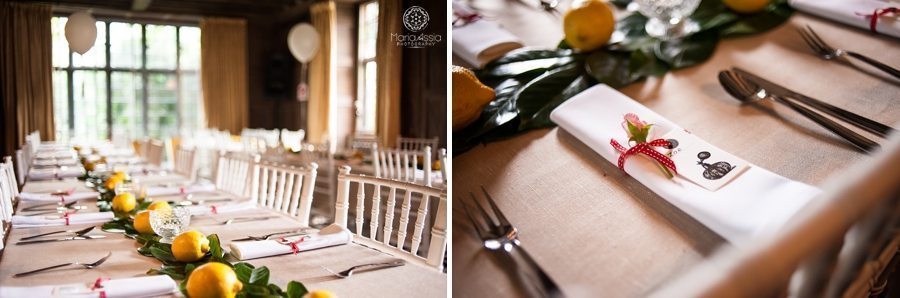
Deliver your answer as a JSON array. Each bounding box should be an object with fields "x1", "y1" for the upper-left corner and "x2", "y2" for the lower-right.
[{"x1": 661, "y1": 129, "x2": 750, "y2": 191}]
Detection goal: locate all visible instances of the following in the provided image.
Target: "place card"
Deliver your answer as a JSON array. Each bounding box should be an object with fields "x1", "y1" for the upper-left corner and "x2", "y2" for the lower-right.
[{"x1": 661, "y1": 129, "x2": 750, "y2": 191}]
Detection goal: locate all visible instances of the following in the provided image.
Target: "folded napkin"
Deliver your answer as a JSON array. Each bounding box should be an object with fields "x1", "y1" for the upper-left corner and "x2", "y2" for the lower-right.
[
  {"x1": 790, "y1": 0, "x2": 900, "y2": 39},
  {"x1": 34, "y1": 151, "x2": 76, "y2": 159},
  {"x1": 0, "y1": 275, "x2": 176, "y2": 298},
  {"x1": 549, "y1": 85, "x2": 820, "y2": 244},
  {"x1": 452, "y1": 1, "x2": 523, "y2": 68},
  {"x1": 33, "y1": 158, "x2": 79, "y2": 167},
  {"x1": 28, "y1": 167, "x2": 85, "y2": 180},
  {"x1": 12, "y1": 212, "x2": 114, "y2": 228},
  {"x1": 19, "y1": 191, "x2": 99, "y2": 202},
  {"x1": 229, "y1": 224, "x2": 352, "y2": 260},
  {"x1": 145, "y1": 184, "x2": 216, "y2": 196},
  {"x1": 186, "y1": 201, "x2": 257, "y2": 216}
]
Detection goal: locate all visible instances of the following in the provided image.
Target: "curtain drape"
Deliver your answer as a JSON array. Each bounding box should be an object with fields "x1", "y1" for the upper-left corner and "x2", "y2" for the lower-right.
[
  {"x1": 308, "y1": 1, "x2": 336, "y2": 146},
  {"x1": 0, "y1": 3, "x2": 53, "y2": 156},
  {"x1": 375, "y1": 0, "x2": 402, "y2": 147},
  {"x1": 200, "y1": 17, "x2": 249, "y2": 135}
]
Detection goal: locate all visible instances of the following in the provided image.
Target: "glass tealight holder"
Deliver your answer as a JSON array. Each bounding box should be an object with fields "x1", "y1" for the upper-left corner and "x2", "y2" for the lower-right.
[
  {"x1": 634, "y1": 0, "x2": 701, "y2": 40},
  {"x1": 149, "y1": 207, "x2": 191, "y2": 243}
]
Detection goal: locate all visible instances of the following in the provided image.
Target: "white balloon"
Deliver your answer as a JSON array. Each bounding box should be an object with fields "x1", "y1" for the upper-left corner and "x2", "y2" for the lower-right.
[
  {"x1": 64, "y1": 11, "x2": 97, "y2": 55},
  {"x1": 287, "y1": 23, "x2": 320, "y2": 63}
]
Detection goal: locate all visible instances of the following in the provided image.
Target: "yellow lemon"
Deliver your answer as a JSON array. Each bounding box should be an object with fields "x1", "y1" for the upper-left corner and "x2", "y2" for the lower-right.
[
  {"x1": 172, "y1": 230, "x2": 210, "y2": 262},
  {"x1": 303, "y1": 290, "x2": 336, "y2": 298},
  {"x1": 564, "y1": 0, "x2": 615, "y2": 51},
  {"x1": 452, "y1": 65, "x2": 495, "y2": 131},
  {"x1": 146, "y1": 201, "x2": 171, "y2": 212},
  {"x1": 432, "y1": 160, "x2": 442, "y2": 171},
  {"x1": 133, "y1": 211, "x2": 154, "y2": 235},
  {"x1": 112, "y1": 171, "x2": 127, "y2": 180},
  {"x1": 112, "y1": 193, "x2": 136, "y2": 213},
  {"x1": 723, "y1": 0, "x2": 771, "y2": 13},
  {"x1": 105, "y1": 176, "x2": 123, "y2": 190},
  {"x1": 186, "y1": 262, "x2": 243, "y2": 298}
]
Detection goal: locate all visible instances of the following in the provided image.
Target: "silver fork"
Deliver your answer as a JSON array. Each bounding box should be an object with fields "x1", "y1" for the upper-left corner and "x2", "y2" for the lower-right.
[
  {"x1": 461, "y1": 186, "x2": 563, "y2": 298},
  {"x1": 320, "y1": 260, "x2": 406, "y2": 278},
  {"x1": 13, "y1": 252, "x2": 112, "y2": 277},
  {"x1": 231, "y1": 229, "x2": 314, "y2": 242},
  {"x1": 798, "y1": 25, "x2": 900, "y2": 79},
  {"x1": 19, "y1": 225, "x2": 94, "y2": 241}
]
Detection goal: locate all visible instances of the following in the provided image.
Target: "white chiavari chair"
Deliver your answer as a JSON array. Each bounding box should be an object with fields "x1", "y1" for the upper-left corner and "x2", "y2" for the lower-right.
[
  {"x1": 249, "y1": 160, "x2": 318, "y2": 225},
  {"x1": 335, "y1": 166, "x2": 447, "y2": 270},
  {"x1": 347, "y1": 135, "x2": 379, "y2": 155},
  {"x1": 373, "y1": 144, "x2": 433, "y2": 187},
  {"x1": 280, "y1": 129, "x2": 305, "y2": 151},
  {"x1": 14, "y1": 149, "x2": 27, "y2": 185},
  {"x1": 173, "y1": 146, "x2": 199, "y2": 181},
  {"x1": 214, "y1": 152, "x2": 257, "y2": 197},
  {"x1": 3, "y1": 157, "x2": 19, "y2": 201},
  {"x1": 145, "y1": 140, "x2": 165, "y2": 167},
  {"x1": 0, "y1": 161, "x2": 15, "y2": 223},
  {"x1": 438, "y1": 148, "x2": 447, "y2": 184},
  {"x1": 396, "y1": 137, "x2": 439, "y2": 152}
]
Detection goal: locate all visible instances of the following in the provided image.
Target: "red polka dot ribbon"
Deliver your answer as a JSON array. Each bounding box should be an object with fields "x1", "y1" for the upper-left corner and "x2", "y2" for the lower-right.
[
  {"x1": 452, "y1": 11, "x2": 482, "y2": 27},
  {"x1": 91, "y1": 277, "x2": 110, "y2": 298},
  {"x1": 278, "y1": 236, "x2": 306, "y2": 255},
  {"x1": 210, "y1": 205, "x2": 218, "y2": 215},
  {"x1": 610, "y1": 139, "x2": 677, "y2": 175},
  {"x1": 858, "y1": 7, "x2": 898, "y2": 34},
  {"x1": 63, "y1": 212, "x2": 71, "y2": 225}
]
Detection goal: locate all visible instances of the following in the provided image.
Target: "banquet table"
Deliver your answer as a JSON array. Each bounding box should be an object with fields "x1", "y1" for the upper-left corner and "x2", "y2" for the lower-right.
[
  {"x1": 452, "y1": 2, "x2": 900, "y2": 297},
  {"x1": 1, "y1": 154, "x2": 446, "y2": 297}
]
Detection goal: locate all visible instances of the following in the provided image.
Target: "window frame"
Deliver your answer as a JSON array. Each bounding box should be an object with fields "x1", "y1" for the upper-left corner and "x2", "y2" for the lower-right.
[
  {"x1": 355, "y1": 0, "x2": 378, "y2": 136},
  {"x1": 52, "y1": 15, "x2": 200, "y2": 140}
]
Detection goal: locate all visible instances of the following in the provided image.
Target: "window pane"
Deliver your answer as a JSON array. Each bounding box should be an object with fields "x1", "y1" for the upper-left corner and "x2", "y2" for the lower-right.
[
  {"x1": 110, "y1": 22, "x2": 142, "y2": 68},
  {"x1": 72, "y1": 70, "x2": 108, "y2": 142},
  {"x1": 146, "y1": 25, "x2": 176, "y2": 69},
  {"x1": 51, "y1": 17, "x2": 69, "y2": 68},
  {"x1": 362, "y1": 2, "x2": 378, "y2": 60},
  {"x1": 180, "y1": 72, "x2": 203, "y2": 133},
  {"x1": 72, "y1": 21, "x2": 106, "y2": 67},
  {"x1": 147, "y1": 73, "x2": 178, "y2": 137},
  {"x1": 363, "y1": 60, "x2": 377, "y2": 133},
  {"x1": 52, "y1": 70, "x2": 69, "y2": 140},
  {"x1": 111, "y1": 72, "x2": 143, "y2": 139},
  {"x1": 179, "y1": 27, "x2": 201, "y2": 70}
]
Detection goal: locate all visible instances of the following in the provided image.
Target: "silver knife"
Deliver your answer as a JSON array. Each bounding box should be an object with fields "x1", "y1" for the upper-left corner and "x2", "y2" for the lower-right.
[
  {"x1": 16, "y1": 235, "x2": 106, "y2": 245},
  {"x1": 732, "y1": 67, "x2": 895, "y2": 137}
]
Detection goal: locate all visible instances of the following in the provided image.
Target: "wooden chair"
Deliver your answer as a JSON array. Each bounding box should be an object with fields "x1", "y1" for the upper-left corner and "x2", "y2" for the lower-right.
[
  {"x1": 173, "y1": 146, "x2": 199, "y2": 181},
  {"x1": 214, "y1": 151, "x2": 257, "y2": 198},
  {"x1": 145, "y1": 140, "x2": 165, "y2": 166},
  {"x1": 335, "y1": 166, "x2": 447, "y2": 270},
  {"x1": 373, "y1": 144, "x2": 434, "y2": 187},
  {"x1": 249, "y1": 160, "x2": 318, "y2": 226},
  {"x1": 396, "y1": 136, "x2": 439, "y2": 152}
]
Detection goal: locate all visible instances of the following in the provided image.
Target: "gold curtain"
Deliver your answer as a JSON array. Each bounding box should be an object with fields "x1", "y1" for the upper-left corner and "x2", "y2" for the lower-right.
[
  {"x1": 200, "y1": 17, "x2": 249, "y2": 134},
  {"x1": 308, "y1": 1, "x2": 336, "y2": 144},
  {"x1": 0, "y1": 3, "x2": 53, "y2": 156},
  {"x1": 375, "y1": 0, "x2": 402, "y2": 147}
]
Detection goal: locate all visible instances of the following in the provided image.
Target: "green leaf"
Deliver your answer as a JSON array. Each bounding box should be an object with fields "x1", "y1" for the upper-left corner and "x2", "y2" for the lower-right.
[
  {"x1": 585, "y1": 50, "x2": 643, "y2": 88},
  {"x1": 249, "y1": 266, "x2": 271, "y2": 286},
  {"x1": 286, "y1": 281, "x2": 309, "y2": 298},
  {"x1": 515, "y1": 62, "x2": 584, "y2": 128},
  {"x1": 654, "y1": 31, "x2": 718, "y2": 69},
  {"x1": 179, "y1": 279, "x2": 188, "y2": 297},
  {"x1": 208, "y1": 234, "x2": 225, "y2": 262},
  {"x1": 719, "y1": 2, "x2": 793, "y2": 37},
  {"x1": 150, "y1": 246, "x2": 176, "y2": 263},
  {"x1": 242, "y1": 284, "x2": 273, "y2": 295},
  {"x1": 234, "y1": 262, "x2": 255, "y2": 284},
  {"x1": 486, "y1": 48, "x2": 575, "y2": 67},
  {"x1": 557, "y1": 39, "x2": 571, "y2": 49},
  {"x1": 184, "y1": 263, "x2": 197, "y2": 277}
]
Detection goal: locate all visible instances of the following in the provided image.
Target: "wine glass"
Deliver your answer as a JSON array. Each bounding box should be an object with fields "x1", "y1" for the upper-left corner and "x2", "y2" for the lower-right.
[
  {"x1": 149, "y1": 207, "x2": 191, "y2": 243},
  {"x1": 634, "y1": 0, "x2": 701, "y2": 40}
]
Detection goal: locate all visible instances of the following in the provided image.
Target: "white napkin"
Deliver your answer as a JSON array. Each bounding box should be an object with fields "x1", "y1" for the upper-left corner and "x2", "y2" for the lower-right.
[
  {"x1": 549, "y1": 85, "x2": 821, "y2": 244},
  {"x1": 18, "y1": 191, "x2": 99, "y2": 202},
  {"x1": 145, "y1": 184, "x2": 216, "y2": 196},
  {"x1": 790, "y1": 0, "x2": 900, "y2": 39},
  {"x1": 34, "y1": 150, "x2": 76, "y2": 159},
  {"x1": 33, "y1": 159, "x2": 79, "y2": 167},
  {"x1": 28, "y1": 168, "x2": 85, "y2": 180},
  {"x1": 0, "y1": 275, "x2": 176, "y2": 298},
  {"x1": 186, "y1": 201, "x2": 257, "y2": 216},
  {"x1": 452, "y1": 1, "x2": 523, "y2": 68},
  {"x1": 12, "y1": 212, "x2": 114, "y2": 228},
  {"x1": 229, "y1": 224, "x2": 352, "y2": 260}
]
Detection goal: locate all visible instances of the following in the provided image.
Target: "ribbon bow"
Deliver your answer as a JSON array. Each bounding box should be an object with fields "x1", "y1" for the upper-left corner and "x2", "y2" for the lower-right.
[
  {"x1": 857, "y1": 7, "x2": 898, "y2": 34},
  {"x1": 63, "y1": 211, "x2": 71, "y2": 226},
  {"x1": 209, "y1": 205, "x2": 218, "y2": 215},
  {"x1": 91, "y1": 277, "x2": 110, "y2": 298},
  {"x1": 452, "y1": 11, "x2": 482, "y2": 27},
  {"x1": 610, "y1": 139, "x2": 677, "y2": 175},
  {"x1": 278, "y1": 236, "x2": 306, "y2": 255}
]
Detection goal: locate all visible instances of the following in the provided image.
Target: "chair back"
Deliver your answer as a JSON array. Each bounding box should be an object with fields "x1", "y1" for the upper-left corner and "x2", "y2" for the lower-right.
[
  {"x1": 173, "y1": 146, "x2": 198, "y2": 181},
  {"x1": 214, "y1": 151, "x2": 257, "y2": 197},
  {"x1": 280, "y1": 129, "x2": 306, "y2": 151},
  {"x1": 14, "y1": 149, "x2": 27, "y2": 185},
  {"x1": 0, "y1": 161, "x2": 15, "y2": 222},
  {"x1": 396, "y1": 137, "x2": 439, "y2": 152},
  {"x1": 145, "y1": 140, "x2": 165, "y2": 166},
  {"x1": 335, "y1": 166, "x2": 447, "y2": 270},
  {"x1": 3, "y1": 157, "x2": 19, "y2": 199},
  {"x1": 250, "y1": 160, "x2": 318, "y2": 225},
  {"x1": 373, "y1": 145, "x2": 433, "y2": 187}
]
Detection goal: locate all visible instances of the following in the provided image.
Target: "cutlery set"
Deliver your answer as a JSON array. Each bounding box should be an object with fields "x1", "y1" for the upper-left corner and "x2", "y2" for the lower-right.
[{"x1": 13, "y1": 252, "x2": 112, "y2": 277}]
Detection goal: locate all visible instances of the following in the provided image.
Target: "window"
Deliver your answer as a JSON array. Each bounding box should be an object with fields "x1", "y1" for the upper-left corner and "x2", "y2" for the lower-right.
[
  {"x1": 51, "y1": 17, "x2": 203, "y2": 142},
  {"x1": 356, "y1": 1, "x2": 378, "y2": 135}
]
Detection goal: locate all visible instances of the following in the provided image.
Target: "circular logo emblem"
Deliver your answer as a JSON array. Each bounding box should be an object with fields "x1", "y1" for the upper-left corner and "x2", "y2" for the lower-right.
[{"x1": 402, "y1": 6, "x2": 429, "y2": 32}]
